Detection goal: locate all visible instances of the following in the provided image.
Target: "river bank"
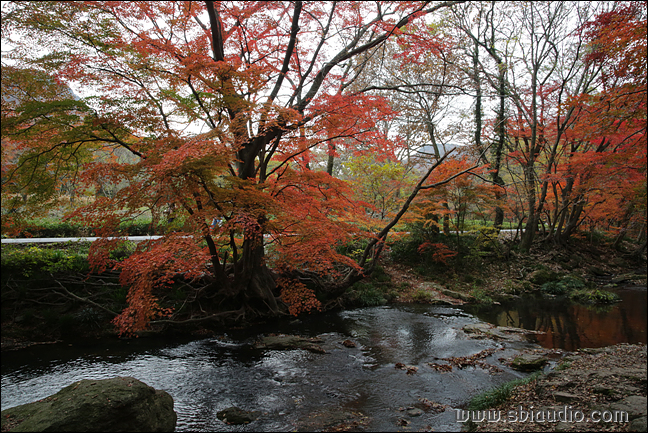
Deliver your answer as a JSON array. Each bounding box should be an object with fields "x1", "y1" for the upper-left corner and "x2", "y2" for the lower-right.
[
  {"x1": 470, "y1": 343, "x2": 647, "y2": 433},
  {"x1": 1, "y1": 237, "x2": 645, "y2": 351}
]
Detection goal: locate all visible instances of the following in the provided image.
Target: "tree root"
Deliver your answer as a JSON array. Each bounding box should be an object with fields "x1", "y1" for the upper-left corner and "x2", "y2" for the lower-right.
[{"x1": 150, "y1": 307, "x2": 246, "y2": 325}]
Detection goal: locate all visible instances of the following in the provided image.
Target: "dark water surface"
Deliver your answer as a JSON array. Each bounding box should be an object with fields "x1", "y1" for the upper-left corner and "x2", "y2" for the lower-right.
[
  {"x1": 2, "y1": 305, "x2": 533, "y2": 432},
  {"x1": 2, "y1": 289, "x2": 646, "y2": 431},
  {"x1": 464, "y1": 286, "x2": 647, "y2": 350}
]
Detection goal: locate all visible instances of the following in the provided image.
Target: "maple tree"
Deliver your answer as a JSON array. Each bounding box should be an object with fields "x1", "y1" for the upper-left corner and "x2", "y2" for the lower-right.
[
  {"x1": 2, "y1": 1, "x2": 468, "y2": 334},
  {"x1": 450, "y1": 2, "x2": 645, "y2": 251},
  {"x1": 4, "y1": 2, "x2": 643, "y2": 336},
  {"x1": 412, "y1": 154, "x2": 499, "y2": 233},
  {"x1": 502, "y1": 2, "x2": 646, "y2": 250},
  {"x1": 1, "y1": 66, "x2": 96, "y2": 230},
  {"x1": 556, "y1": 2, "x2": 647, "y2": 249}
]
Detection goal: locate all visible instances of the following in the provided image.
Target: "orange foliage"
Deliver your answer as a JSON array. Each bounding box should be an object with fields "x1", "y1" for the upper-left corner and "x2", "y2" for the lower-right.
[
  {"x1": 417, "y1": 242, "x2": 457, "y2": 265},
  {"x1": 105, "y1": 235, "x2": 210, "y2": 336},
  {"x1": 277, "y1": 277, "x2": 322, "y2": 316}
]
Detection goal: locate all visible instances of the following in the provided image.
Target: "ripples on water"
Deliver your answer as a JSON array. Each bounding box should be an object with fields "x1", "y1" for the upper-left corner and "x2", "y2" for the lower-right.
[{"x1": 3, "y1": 294, "x2": 644, "y2": 431}]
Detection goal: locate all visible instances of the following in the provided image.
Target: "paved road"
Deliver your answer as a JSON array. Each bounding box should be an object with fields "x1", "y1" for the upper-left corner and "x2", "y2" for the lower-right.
[
  {"x1": 1, "y1": 236, "x2": 163, "y2": 244},
  {"x1": 1, "y1": 229, "x2": 518, "y2": 245}
]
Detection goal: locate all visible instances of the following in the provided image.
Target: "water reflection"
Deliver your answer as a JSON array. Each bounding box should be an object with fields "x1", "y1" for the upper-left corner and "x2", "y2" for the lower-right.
[
  {"x1": 2, "y1": 291, "x2": 645, "y2": 431},
  {"x1": 464, "y1": 287, "x2": 647, "y2": 350},
  {"x1": 2, "y1": 305, "x2": 529, "y2": 432}
]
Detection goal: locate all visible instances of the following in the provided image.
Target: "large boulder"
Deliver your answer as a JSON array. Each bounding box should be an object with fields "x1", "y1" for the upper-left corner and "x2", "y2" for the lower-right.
[{"x1": 1, "y1": 377, "x2": 176, "y2": 432}]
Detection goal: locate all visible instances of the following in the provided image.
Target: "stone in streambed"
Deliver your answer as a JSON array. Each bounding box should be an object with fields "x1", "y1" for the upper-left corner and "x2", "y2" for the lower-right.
[
  {"x1": 216, "y1": 406, "x2": 260, "y2": 425},
  {"x1": 511, "y1": 354, "x2": 548, "y2": 371},
  {"x1": 0, "y1": 377, "x2": 176, "y2": 432}
]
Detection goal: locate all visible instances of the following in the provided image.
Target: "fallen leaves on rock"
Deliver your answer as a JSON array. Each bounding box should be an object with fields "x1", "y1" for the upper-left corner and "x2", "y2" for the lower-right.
[
  {"x1": 441, "y1": 347, "x2": 505, "y2": 373},
  {"x1": 473, "y1": 344, "x2": 647, "y2": 432},
  {"x1": 428, "y1": 362, "x2": 453, "y2": 372}
]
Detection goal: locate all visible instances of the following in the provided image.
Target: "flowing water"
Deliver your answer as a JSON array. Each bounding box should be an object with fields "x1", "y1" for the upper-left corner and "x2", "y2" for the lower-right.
[{"x1": 2, "y1": 287, "x2": 646, "y2": 432}]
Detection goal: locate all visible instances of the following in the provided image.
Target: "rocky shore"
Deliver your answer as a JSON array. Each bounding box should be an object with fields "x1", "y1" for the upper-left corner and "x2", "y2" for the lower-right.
[{"x1": 471, "y1": 343, "x2": 647, "y2": 432}]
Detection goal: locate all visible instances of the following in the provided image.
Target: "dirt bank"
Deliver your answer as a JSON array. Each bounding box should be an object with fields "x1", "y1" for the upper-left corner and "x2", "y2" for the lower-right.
[{"x1": 472, "y1": 344, "x2": 647, "y2": 432}]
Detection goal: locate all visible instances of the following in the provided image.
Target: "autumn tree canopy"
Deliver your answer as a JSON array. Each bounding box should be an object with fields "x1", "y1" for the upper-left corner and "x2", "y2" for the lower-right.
[
  {"x1": 2, "y1": 1, "x2": 469, "y2": 334},
  {"x1": 2, "y1": 1, "x2": 645, "y2": 335}
]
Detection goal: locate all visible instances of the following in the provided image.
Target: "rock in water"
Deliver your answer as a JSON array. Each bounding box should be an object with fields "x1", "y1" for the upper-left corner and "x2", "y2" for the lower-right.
[
  {"x1": 216, "y1": 407, "x2": 260, "y2": 425},
  {"x1": 511, "y1": 354, "x2": 548, "y2": 371},
  {"x1": 1, "y1": 377, "x2": 176, "y2": 432}
]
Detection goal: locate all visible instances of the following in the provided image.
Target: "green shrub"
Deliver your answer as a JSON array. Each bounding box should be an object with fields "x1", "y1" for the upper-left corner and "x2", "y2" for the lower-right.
[
  {"x1": 1, "y1": 245, "x2": 89, "y2": 277},
  {"x1": 110, "y1": 286, "x2": 129, "y2": 305},
  {"x1": 371, "y1": 265, "x2": 391, "y2": 283},
  {"x1": 529, "y1": 268, "x2": 559, "y2": 285},
  {"x1": 540, "y1": 281, "x2": 568, "y2": 295},
  {"x1": 346, "y1": 281, "x2": 387, "y2": 306},
  {"x1": 411, "y1": 288, "x2": 434, "y2": 303},
  {"x1": 359, "y1": 287, "x2": 386, "y2": 306},
  {"x1": 108, "y1": 241, "x2": 136, "y2": 261},
  {"x1": 554, "y1": 361, "x2": 572, "y2": 371},
  {"x1": 466, "y1": 226, "x2": 501, "y2": 259},
  {"x1": 570, "y1": 289, "x2": 620, "y2": 304},
  {"x1": 337, "y1": 238, "x2": 371, "y2": 261},
  {"x1": 14, "y1": 219, "x2": 89, "y2": 238},
  {"x1": 390, "y1": 237, "x2": 423, "y2": 264},
  {"x1": 6, "y1": 216, "x2": 174, "y2": 238},
  {"x1": 469, "y1": 288, "x2": 494, "y2": 304},
  {"x1": 74, "y1": 307, "x2": 104, "y2": 329},
  {"x1": 541, "y1": 276, "x2": 586, "y2": 295}
]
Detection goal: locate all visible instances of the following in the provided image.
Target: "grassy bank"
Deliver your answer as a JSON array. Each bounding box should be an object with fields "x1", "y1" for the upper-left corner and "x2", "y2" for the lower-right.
[{"x1": 1, "y1": 224, "x2": 646, "y2": 346}]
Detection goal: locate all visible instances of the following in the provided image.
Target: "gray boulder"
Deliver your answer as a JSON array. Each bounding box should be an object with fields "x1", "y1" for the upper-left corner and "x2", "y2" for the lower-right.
[
  {"x1": 610, "y1": 395, "x2": 648, "y2": 420},
  {"x1": 511, "y1": 354, "x2": 548, "y2": 371},
  {"x1": 1, "y1": 377, "x2": 176, "y2": 432}
]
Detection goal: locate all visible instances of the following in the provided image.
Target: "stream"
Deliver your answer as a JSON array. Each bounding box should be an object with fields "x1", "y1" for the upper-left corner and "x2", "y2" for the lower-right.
[{"x1": 2, "y1": 286, "x2": 646, "y2": 432}]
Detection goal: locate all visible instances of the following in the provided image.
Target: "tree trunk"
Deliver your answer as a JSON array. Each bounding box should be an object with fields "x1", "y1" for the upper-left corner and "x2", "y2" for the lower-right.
[
  {"x1": 492, "y1": 67, "x2": 507, "y2": 229},
  {"x1": 520, "y1": 156, "x2": 537, "y2": 251},
  {"x1": 326, "y1": 142, "x2": 336, "y2": 176}
]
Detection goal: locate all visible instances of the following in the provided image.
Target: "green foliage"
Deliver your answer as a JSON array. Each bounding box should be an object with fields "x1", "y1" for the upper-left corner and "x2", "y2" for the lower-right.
[
  {"x1": 469, "y1": 288, "x2": 494, "y2": 304},
  {"x1": 465, "y1": 226, "x2": 501, "y2": 259},
  {"x1": 390, "y1": 235, "x2": 424, "y2": 264},
  {"x1": 3, "y1": 217, "x2": 171, "y2": 238},
  {"x1": 1, "y1": 244, "x2": 89, "y2": 277},
  {"x1": 74, "y1": 307, "x2": 104, "y2": 329},
  {"x1": 337, "y1": 238, "x2": 371, "y2": 262},
  {"x1": 570, "y1": 289, "x2": 621, "y2": 304},
  {"x1": 371, "y1": 265, "x2": 391, "y2": 283},
  {"x1": 554, "y1": 360, "x2": 572, "y2": 371},
  {"x1": 12, "y1": 219, "x2": 90, "y2": 238},
  {"x1": 540, "y1": 275, "x2": 586, "y2": 295},
  {"x1": 347, "y1": 281, "x2": 387, "y2": 306},
  {"x1": 108, "y1": 241, "x2": 136, "y2": 261},
  {"x1": 411, "y1": 288, "x2": 435, "y2": 303},
  {"x1": 499, "y1": 279, "x2": 523, "y2": 295},
  {"x1": 343, "y1": 154, "x2": 411, "y2": 220},
  {"x1": 110, "y1": 286, "x2": 129, "y2": 305},
  {"x1": 343, "y1": 265, "x2": 394, "y2": 306},
  {"x1": 587, "y1": 229, "x2": 614, "y2": 245},
  {"x1": 528, "y1": 268, "x2": 560, "y2": 285},
  {"x1": 390, "y1": 231, "x2": 457, "y2": 278},
  {"x1": 468, "y1": 372, "x2": 542, "y2": 411}
]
